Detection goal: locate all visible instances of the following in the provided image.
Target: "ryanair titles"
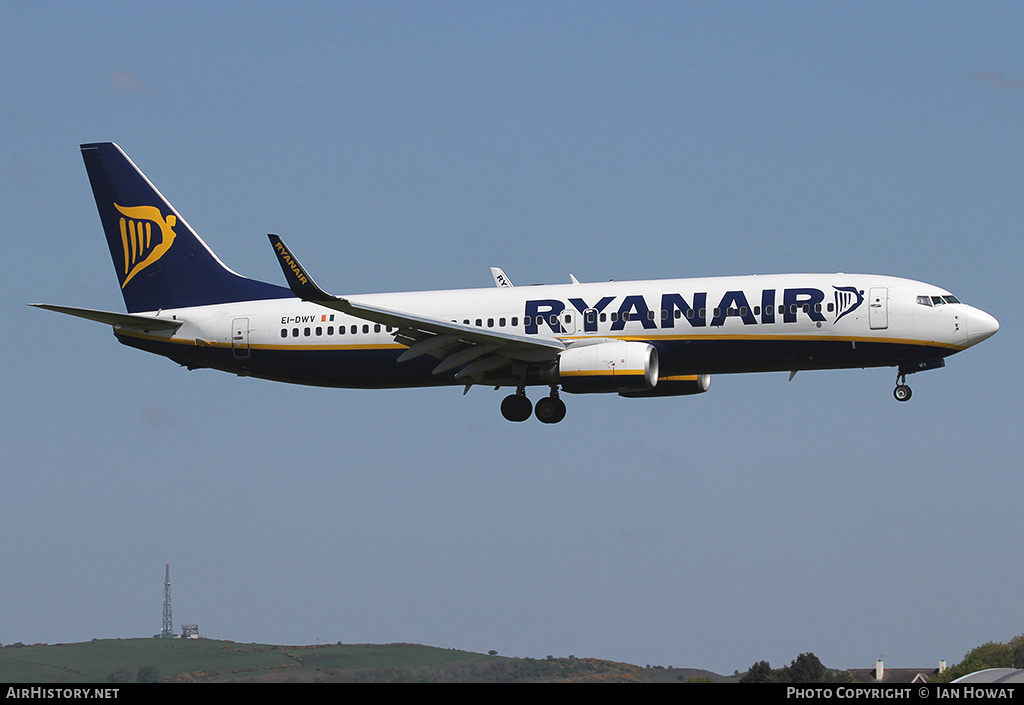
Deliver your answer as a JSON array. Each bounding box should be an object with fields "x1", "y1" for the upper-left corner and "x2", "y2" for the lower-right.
[
  {"x1": 524, "y1": 285, "x2": 865, "y2": 335},
  {"x1": 272, "y1": 239, "x2": 309, "y2": 286}
]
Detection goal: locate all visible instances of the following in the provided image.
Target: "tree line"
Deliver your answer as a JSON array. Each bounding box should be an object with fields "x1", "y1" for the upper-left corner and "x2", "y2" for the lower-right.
[
  {"x1": 929, "y1": 634, "x2": 1024, "y2": 684},
  {"x1": 739, "y1": 652, "x2": 854, "y2": 683},
  {"x1": 739, "y1": 633, "x2": 1024, "y2": 684}
]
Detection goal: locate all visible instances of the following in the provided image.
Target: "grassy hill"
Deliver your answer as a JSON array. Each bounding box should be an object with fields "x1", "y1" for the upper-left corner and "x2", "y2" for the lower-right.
[{"x1": 0, "y1": 639, "x2": 729, "y2": 683}]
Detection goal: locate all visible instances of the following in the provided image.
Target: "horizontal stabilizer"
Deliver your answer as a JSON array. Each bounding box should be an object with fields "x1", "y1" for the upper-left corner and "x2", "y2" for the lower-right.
[{"x1": 29, "y1": 303, "x2": 183, "y2": 331}]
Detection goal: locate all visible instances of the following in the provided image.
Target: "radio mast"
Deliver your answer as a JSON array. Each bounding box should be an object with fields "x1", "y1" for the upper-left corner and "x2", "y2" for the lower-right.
[{"x1": 160, "y1": 563, "x2": 173, "y2": 638}]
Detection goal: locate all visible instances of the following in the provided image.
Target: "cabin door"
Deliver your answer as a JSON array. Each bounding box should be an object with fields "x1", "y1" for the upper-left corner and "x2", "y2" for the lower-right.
[
  {"x1": 868, "y1": 288, "x2": 888, "y2": 330},
  {"x1": 231, "y1": 317, "x2": 251, "y2": 359}
]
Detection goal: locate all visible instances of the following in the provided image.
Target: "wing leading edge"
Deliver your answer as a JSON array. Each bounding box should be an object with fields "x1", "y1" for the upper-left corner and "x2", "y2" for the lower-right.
[{"x1": 267, "y1": 234, "x2": 564, "y2": 384}]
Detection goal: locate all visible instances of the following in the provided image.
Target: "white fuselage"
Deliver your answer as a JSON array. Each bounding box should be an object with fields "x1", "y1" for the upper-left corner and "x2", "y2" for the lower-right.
[{"x1": 114, "y1": 272, "x2": 998, "y2": 390}]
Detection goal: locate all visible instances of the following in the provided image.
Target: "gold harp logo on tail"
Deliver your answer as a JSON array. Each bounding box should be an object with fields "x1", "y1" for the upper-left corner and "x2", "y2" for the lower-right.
[{"x1": 114, "y1": 204, "x2": 177, "y2": 288}]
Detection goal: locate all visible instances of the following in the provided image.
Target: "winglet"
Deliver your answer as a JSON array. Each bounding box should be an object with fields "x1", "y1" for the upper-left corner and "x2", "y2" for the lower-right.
[
  {"x1": 268, "y1": 234, "x2": 336, "y2": 303},
  {"x1": 490, "y1": 267, "x2": 514, "y2": 288}
]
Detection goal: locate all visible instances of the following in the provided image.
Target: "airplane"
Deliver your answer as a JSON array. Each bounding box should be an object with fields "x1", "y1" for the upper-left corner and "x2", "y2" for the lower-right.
[{"x1": 32, "y1": 142, "x2": 999, "y2": 424}]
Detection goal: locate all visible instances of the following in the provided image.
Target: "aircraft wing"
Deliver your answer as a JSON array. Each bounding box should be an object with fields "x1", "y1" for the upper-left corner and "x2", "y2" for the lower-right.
[
  {"x1": 268, "y1": 235, "x2": 564, "y2": 381},
  {"x1": 29, "y1": 304, "x2": 184, "y2": 332}
]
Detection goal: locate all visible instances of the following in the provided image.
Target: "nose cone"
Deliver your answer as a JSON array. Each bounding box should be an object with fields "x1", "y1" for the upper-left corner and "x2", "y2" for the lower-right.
[{"x1": 965, "y1": 307, "x2": 999, "y2": 347}]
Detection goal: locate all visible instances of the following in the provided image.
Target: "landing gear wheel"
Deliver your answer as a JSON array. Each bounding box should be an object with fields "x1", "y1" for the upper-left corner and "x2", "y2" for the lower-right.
[
  {"x1": 893, "y1": 384, "x2": 912, "y2": 402},
  {"x1": 534, "y1": 396, "x2": 567, "y2": 424},
  {"x1": 500, "y1": 394, "x2": 532, "y2": 422}
]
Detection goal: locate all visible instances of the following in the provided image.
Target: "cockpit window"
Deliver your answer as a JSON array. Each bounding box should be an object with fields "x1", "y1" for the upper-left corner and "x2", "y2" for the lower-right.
[{"x1": 925, "y1": 294, "x2": 962, "y2": 306}]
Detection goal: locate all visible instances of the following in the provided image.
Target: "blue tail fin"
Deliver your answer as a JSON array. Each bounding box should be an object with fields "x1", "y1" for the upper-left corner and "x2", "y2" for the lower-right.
[{"x1": 80, "y1": 143, "x2": 291, "y2": 313}]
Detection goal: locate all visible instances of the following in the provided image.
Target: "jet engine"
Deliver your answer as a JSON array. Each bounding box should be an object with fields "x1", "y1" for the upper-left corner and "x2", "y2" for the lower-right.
[{"x1": 555, "y1": 341, "x2": 659, "y2": 394}]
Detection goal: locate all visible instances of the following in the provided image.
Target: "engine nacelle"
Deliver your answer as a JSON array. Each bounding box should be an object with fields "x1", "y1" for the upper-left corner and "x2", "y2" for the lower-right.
[
  {"x1": 556, "y1": 341, "x2": 659, "y2": 394},
  {"x1": 619, "y1": 374, "x2": 711, "y2": 398}
]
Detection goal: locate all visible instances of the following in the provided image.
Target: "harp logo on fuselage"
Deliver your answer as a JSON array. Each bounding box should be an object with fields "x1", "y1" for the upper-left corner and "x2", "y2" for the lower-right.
[{"x1": 114, "y1": 203, "x2": 177, "y2": 289}]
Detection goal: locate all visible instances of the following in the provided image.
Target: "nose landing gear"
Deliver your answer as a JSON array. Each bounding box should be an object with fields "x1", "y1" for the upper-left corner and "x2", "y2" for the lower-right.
[
  {"x1": 893, "y1": 371, "x2": 912, "y2": 402},
  {"x1": 892, "y1": 358, "x2": 945, "y2": 402}
]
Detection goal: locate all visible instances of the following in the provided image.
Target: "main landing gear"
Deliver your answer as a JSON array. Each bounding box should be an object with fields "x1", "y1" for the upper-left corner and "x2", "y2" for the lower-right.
[
  {"x1": 500, "y1": 387, "x2": 566, "y2": 424},
  {"x1": 500, "y1": 390, "x2": 532, "y2": 422}
]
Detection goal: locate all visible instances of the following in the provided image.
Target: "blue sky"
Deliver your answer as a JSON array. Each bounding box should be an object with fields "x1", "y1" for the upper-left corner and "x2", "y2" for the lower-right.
[{"x1": 2, "y1": 2, "x2": 1020, "y2": 673}]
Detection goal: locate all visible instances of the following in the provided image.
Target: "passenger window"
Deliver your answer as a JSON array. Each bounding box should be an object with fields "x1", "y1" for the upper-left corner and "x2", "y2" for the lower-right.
[
  {"x1": 292, "y1": 328, "x2": 299, "y2": 337},
  {"x1": 280, "y1": 329, "x2": 287, "y2": 338}
]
